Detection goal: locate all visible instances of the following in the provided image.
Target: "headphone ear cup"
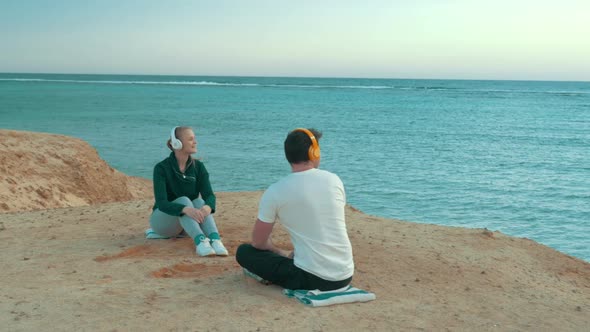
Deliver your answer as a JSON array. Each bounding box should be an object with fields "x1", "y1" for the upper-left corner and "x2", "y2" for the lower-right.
[
  {"x1": 309, "y1": 146, "x2": 320, "y2": 161},
  {"x1": 172, "y1": 139, "x2": 183, "y2": 150},
  {"x1": 170, "y1": 127, "x2": 183, "y2": 150}
]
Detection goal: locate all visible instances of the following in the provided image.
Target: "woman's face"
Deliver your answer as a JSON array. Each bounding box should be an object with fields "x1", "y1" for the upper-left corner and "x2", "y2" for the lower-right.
[{"x1": 179, "y1": 129, "x2": 197, "y2": 154}]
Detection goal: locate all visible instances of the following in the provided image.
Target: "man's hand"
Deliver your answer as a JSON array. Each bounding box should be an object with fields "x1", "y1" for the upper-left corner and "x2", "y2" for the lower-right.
[
  {"x1": 275, "y1": 248, "x2": 294, "y2": 259},
  {"x1": 252, "y1": 219, "x2": 294, "y2": 258}
]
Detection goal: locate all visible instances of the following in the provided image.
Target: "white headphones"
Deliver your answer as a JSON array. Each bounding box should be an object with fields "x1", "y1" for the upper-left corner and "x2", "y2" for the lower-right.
[{"x1": 170, "y1": 126, "x2": 183, "y2": 150}]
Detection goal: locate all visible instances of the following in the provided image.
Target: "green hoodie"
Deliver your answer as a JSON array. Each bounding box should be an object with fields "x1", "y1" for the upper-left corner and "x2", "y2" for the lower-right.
[{"x1": 152, "y1": 152, "x2": 216, "y2": 216}]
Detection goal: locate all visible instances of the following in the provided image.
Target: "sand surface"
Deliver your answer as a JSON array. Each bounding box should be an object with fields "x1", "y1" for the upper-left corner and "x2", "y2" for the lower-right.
[{"x1": 1, "y1": 130, "x2": 589, "y2": 331}]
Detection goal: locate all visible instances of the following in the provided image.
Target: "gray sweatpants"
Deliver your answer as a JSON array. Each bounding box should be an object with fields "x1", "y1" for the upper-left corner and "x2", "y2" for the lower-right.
[{"x1": 149, "y1": 196, "x2": 219, "y2": 242}]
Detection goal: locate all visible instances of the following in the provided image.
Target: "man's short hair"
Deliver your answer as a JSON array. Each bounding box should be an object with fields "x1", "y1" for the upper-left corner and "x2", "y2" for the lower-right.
[{"x1": 284, "y1": 128, "x2": 322, "y2": 164}]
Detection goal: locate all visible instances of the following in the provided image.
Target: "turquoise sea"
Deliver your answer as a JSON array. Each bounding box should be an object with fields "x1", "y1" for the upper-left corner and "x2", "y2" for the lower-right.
[{"x1": 1, "y1": 73, "x2": 589, "y2": 262}]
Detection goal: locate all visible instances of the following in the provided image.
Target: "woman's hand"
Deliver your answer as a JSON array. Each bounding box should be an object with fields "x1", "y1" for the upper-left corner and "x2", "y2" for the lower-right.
[
  {"x1": 182, "y1": 206, "x2": 206, "y2": 223},
  {"x1": 200, "y1": 205, "x2": 212, "y2": 217}
]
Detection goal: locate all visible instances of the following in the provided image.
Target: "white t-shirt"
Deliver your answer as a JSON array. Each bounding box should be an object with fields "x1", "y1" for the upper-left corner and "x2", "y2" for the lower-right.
[{"x1": 258, "y1": 168, "x2": 354, "y2": 281}]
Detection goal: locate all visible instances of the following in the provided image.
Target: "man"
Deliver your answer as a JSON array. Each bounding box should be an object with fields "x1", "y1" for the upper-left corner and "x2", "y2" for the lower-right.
[{"x1": 236, "y1": 128, "x2": 354, "y2": 291}]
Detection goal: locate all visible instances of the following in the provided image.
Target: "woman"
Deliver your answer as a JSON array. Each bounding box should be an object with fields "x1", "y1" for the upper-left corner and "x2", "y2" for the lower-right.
[{"x1": 150, "y1": 126, "x2": 228, "y2": 256}]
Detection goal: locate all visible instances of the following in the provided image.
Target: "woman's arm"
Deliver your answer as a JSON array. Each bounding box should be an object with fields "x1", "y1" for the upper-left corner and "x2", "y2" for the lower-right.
[{"x1": 153, "y1": 164, "x2": 185, "y2": 215}]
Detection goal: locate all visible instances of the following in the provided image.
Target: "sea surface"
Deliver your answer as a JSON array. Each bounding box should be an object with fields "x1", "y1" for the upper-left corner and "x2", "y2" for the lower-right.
[{"x1": 1, "y1": 73, "x2": 589, "y2": 261}]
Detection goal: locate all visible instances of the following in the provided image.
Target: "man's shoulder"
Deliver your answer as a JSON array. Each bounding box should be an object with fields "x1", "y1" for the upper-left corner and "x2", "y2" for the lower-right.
[
  {"x1": 266, "y1": 176, "x2": 287, "y2": 191},
  {"x1": 264, "y1": 174, "x2": 295, "y2": 196},
  {"x1": 316, "y1": 169, "x2": 342, "y2": 181},
  {"x1": 316, "y1": 168, "x2": 338, "y2": 176}
]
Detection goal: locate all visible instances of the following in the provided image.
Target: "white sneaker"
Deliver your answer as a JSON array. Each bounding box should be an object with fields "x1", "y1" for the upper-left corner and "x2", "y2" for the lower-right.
[
  {"x1": 211, "y1": 239, "x2": 229, "y2": 256},
  {"x1": 196, "y1": 239, "x2": 215, "y2": 257}
]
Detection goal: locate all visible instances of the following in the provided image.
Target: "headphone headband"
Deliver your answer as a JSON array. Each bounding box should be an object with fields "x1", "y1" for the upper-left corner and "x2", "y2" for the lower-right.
[{"x1": 294, "y1": 128, "x2": 321, "y2": 162}]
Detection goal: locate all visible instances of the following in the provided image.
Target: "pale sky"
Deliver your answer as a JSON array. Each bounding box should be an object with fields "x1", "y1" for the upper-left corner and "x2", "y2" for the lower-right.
[{"x1": 1, "y1": 0, "x2": 589, "y2": 81}]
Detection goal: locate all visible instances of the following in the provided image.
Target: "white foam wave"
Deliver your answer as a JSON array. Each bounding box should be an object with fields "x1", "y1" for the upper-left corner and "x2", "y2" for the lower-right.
[
  {"x1": 0, "y1": 77, "x2": 397, "y2": 90},
  {"x1": 0, "y1": 78, "x2": 260, "y2": 87},
  {"x1": 1, "y1": 77, "x2": 588, "y2": 94}
]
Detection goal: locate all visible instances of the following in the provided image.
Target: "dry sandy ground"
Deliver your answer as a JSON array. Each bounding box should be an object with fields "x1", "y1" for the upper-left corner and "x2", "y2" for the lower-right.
[{"x1": 1, "y1": 130, "x2": 589, "y2": 331}]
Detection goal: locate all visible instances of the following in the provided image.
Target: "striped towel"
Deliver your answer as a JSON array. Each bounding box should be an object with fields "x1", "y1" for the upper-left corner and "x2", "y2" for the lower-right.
[
  {"x1": 145, "y1": 228, "x2": 189, "y2": 239},
  {"x1": 283, "y1": 285, "x2": 376, "y2": 307}
]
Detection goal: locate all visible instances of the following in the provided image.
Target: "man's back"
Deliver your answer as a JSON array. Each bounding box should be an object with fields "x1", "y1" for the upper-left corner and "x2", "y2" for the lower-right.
[{"x1": 258, "y1": 168, "x2": 354, "y2": 281}]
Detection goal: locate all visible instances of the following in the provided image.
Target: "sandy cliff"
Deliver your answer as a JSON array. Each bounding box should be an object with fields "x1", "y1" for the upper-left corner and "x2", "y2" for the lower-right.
[
  {"x1": 0, "y1": 130, "x2": 151, "y2": 212},
  {"x1": 0, "y1": 130, "x2": 588, "y2": 331}
]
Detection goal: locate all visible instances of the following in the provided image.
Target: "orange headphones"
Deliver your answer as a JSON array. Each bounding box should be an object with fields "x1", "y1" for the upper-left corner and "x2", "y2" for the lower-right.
[{"x1": 294, "y1": 128, "x2": 321, "y2": 161}]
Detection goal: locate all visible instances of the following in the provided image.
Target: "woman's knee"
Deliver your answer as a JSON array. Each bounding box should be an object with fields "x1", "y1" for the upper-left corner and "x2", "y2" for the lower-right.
[
  {"x1": 191, "y1": 197, "x2": 205, "y2": 208},
  {"x1": 173, "y1": 196, "x2": 193, "y2": 206}
]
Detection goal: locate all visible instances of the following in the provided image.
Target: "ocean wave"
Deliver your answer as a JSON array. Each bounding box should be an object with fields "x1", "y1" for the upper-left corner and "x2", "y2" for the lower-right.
[
  {"x1": 1, "y1": 77, "x2": 589, "y2": 95},
  {"x1": 0, "y1": 77, "x2": 399, "y2": 90},
  {"x1": 0, "y1": 78, "x2": 261, "y2": 87},
  {"x1": 0, "y1": 78, "x2": 469, "y2": 91},
  {"x1": 466, "y1": 88, "x2": 590, "y2": 96}
]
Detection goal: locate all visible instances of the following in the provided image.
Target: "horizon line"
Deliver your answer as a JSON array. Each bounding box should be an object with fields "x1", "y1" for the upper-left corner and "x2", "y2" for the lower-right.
[{"x1": 1, "y1": 71, "x2": 589, "y2": 84}]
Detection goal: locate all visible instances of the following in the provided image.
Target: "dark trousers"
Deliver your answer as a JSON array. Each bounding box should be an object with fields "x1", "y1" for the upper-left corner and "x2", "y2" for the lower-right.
[{"x1": 235, "y1": 244, "x2": 352, "y2": 291}]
